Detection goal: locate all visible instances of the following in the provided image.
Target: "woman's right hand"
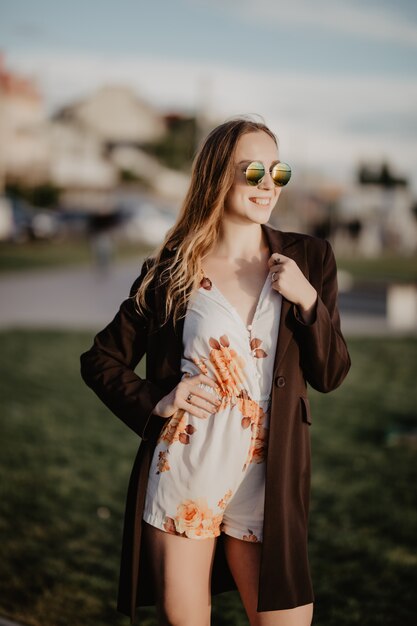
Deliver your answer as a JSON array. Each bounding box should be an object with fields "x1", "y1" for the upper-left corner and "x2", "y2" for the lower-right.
[{"x1": 152, "y1": 373, "x2": 222, "y2": 419}]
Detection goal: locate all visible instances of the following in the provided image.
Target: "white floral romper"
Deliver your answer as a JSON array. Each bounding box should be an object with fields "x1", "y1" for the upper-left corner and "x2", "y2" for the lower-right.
[{"x1": 142, "y1": 267, "x2": 282, "y2": 542}]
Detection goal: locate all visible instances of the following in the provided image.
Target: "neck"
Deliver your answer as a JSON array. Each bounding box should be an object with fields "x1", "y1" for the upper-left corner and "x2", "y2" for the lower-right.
[{"x1": 212, "y1": 220, "x2": 269, "y2": 262}]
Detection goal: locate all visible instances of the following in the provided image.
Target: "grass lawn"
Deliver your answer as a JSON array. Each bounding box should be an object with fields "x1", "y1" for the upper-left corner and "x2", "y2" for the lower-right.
[
  {"x1": 337, "y1": 253, "x2": 417, "y2": 283},
  {"x1": 0, "y1": 331, "x2": 416, "y2": 626}
]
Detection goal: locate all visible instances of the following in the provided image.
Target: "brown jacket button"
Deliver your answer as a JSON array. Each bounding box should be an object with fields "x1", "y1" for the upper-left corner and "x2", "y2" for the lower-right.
[{"x1": 275, "y1": 376, "x2": 286, "y2": 388}]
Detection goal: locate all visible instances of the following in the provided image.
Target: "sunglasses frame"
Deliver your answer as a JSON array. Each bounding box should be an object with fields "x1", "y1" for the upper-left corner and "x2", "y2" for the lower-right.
[{"x1": 243, "y1": 160, "x2": 292, "y2": 187}]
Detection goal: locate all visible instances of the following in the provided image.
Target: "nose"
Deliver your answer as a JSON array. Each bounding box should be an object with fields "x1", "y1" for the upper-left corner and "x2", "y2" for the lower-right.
[{"x1": 258, "y1": 170, "x2": 274, "y2": 190}]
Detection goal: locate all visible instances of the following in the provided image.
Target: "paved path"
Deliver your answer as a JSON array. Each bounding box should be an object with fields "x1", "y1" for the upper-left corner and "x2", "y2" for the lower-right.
[
  {"x1": 0, "y1": 261, "x2": 414, "y2": 336},
  {"x1": 0, "y1": 260, "x2": 144, "y2": 331}
]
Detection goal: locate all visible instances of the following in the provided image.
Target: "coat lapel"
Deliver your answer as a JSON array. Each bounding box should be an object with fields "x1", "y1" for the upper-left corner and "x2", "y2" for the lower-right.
[
  {"x1": 260, "y1": 223, "x2": 308, "y2": 373},
  {"x1": 155, "y1": 223, "x2": 308, "y2": 380}
]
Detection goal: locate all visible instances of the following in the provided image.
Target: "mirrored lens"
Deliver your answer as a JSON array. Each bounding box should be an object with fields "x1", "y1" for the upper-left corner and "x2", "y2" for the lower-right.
[
  {"x1": 245, "y1": 161, "x2": 265, "y2": 186},
  {"x1": 271, "y1": 162, "x2": 291, "y2": 186}
]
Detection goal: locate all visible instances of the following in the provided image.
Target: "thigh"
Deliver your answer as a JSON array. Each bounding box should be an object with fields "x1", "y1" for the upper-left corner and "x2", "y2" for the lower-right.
[
  {"x1": 142, "y1": 520, "x2": 217, "y2": 626},
  {"x1": 223, "y1": 534, "x2": 314, "y2": 626}
]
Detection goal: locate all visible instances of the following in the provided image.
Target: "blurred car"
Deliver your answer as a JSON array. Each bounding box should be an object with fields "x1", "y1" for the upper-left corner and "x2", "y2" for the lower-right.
[
  {"x1": 3, "y1": 196, "x2": 61, "y2": 243},
  {"x1": 31, "y1": 210, "x2": 60, "y2": 239},
  {"x1": 55, "y1": 209, "x2": 91, "y2": 239}
]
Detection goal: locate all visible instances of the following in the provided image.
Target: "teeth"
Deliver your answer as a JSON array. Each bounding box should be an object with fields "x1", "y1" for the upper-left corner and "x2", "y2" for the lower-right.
[{"x1": 251, "y1": 198, "x2": 270, "y2": 206}]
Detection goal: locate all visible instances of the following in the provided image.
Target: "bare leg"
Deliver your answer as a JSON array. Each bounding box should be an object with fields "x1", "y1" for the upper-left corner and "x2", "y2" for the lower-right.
[
  {"x1": 142, "y1": 520, "x2": 218, "y2": 626},
  {"x1": 223, "y1": 534, "x2": 314, "y2": 626}
]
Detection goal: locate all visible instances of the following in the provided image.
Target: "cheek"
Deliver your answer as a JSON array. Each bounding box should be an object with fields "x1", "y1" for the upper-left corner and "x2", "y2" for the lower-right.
[
  {"x1": 273, "y1": 188, "x2": 282, "y2": 202},
  {"x1": 224, "y1": 187, "x2": 243, "y2": 210}
]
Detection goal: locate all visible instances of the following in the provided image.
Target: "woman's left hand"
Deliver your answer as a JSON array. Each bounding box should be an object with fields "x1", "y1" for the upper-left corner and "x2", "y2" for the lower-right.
[{"x1": 268, "y1": 253, "x2": 318, "y2": 323}]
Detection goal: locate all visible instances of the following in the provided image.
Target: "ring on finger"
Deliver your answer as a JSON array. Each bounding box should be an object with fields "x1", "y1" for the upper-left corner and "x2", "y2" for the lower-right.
[{"x1": 186, "y1": 392, "x2": 193, "y2": 402}]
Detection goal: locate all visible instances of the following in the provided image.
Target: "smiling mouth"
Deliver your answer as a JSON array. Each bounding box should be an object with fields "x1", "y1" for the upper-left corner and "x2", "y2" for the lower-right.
[{"x1": 249, "y1": 198, "x2": 272, "y2": 206}]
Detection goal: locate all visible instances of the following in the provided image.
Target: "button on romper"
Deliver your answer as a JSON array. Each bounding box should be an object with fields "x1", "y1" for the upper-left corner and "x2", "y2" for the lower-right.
[{"x1": 142, "y1": 267, "x2": 282, "y2": 542}]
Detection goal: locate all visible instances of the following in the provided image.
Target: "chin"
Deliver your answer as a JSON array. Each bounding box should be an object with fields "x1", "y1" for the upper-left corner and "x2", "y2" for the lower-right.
[{"x1": 248, "y1": 209, "x2": 273, "y2": 224}]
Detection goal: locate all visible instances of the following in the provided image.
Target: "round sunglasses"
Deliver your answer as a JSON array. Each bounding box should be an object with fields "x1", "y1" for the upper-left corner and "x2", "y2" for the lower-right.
[{"x1": 243, "y1": 161, "x2": 292, "y2": 187}]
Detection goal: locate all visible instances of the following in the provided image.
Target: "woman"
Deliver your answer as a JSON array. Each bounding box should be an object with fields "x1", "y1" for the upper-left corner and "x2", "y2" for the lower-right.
[{"x1": 80, "y1": 117, "x2": 351, "y2": 626}]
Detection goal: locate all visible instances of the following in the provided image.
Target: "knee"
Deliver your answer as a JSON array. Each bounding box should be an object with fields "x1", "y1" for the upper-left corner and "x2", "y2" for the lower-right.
[{"x1": 157, "y1": 600, "x2": 211, "y2": 626}]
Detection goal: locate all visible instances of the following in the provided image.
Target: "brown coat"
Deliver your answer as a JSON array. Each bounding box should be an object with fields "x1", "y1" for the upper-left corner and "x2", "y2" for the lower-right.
[{"x1": 80, "y1": 222, "x2": 351, "y2": 624}]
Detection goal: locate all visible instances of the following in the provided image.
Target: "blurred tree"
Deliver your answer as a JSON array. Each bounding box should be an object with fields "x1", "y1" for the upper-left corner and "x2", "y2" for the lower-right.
[
  {"x1": 6, "y1": 181, "x2": 62, "y2": 209},
  {"x1": 358, "y1": 162, "x2": 408, "y2": 188},
  {"x1": 144, "y1": 114, "x2": 198, "y2": 171},
  {"x1": 118, "y1": 168, "x2": 152, "y2": 189},
  {"x1": 347, "y1": 218, "x2": 362, "y2": 239}
]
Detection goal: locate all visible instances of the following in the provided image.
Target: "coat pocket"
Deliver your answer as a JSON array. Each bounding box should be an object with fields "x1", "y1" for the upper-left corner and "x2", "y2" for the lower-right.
[{"x1": 300, "y1": 395, "x2": 312, "y2": 425}]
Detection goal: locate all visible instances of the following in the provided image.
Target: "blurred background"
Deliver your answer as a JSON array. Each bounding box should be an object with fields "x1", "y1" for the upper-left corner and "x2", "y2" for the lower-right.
[{"x1": 0, "y1": 1, "x2": 416, "y2": 625}]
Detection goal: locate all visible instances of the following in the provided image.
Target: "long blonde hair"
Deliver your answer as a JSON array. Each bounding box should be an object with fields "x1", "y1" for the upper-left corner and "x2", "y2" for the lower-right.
[{"x1": 134, "y1": 116, "x2": 278, "y2": 327}]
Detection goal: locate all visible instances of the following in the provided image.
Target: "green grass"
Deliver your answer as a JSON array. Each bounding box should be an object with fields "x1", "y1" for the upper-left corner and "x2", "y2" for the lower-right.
[
  {"x1": 0, "y1": 239, "x2": 153, "y2": 273},
  {"x1": 337, "y1": 253, "x2": 417, "y2": 283},
  {"x1": 308, "y1": 337, "x2": 417, "y2": 626},
  {"x1": 0, "y1": 332, "x2": 416, "y2": 626}
]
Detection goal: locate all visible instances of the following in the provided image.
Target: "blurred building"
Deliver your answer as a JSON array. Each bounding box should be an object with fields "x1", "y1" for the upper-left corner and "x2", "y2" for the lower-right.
[
  {"x1": 269, "y1": 165, "x2": 416, "y2": 257},
  {"x1": 0, "y1": 59, "x2": 188, "y2": 202},
  {"x1": 50, "y1": 84, "x2": 167, "y2": 192},
  {"x1": 335, "y1": 164, "x2": 417, "y2": 256},
  {"x1": 50, "y1": 87, "x2": 189, "y2": 201},
  {"x1": 0, "y1": 54, "x2": 49, "y2": 187},
  {"x1": 54, "y1": 85, "x2": 165, "y2": 145},
  {"x1": 46, "y1": 119, "x2": 117, "y2": 190},
  {"x1": 0, "y1": 56, "x2": 415, "y2": 249}
]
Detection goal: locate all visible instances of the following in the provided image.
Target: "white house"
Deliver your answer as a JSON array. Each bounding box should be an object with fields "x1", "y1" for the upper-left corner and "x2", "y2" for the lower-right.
[{"x1": 54, "y1": 85, "x2": 165, "y2": 145}]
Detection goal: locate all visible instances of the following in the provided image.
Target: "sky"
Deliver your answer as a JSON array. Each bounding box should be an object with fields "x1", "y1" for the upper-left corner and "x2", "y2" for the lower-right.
[{"x1": 1, "y1": 0, "x2": 417, "y2": 191}]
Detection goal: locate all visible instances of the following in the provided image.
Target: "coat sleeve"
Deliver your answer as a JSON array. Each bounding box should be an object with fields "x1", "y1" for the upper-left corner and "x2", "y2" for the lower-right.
[
  {"x1": 291, "y1": 238, "x2": 351, "y2": 393},
  {"x1": 79, "y1": 257, "x2": 168, "y2": 441}
]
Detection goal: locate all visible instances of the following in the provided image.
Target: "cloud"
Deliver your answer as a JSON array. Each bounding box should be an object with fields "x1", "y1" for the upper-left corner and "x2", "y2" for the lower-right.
[
  {"x1": 203, "y1": 0, "x2": 417, "y2": 47},
  {"x1": 9, "y1": 50, "x2": 417, "y2": 190}
]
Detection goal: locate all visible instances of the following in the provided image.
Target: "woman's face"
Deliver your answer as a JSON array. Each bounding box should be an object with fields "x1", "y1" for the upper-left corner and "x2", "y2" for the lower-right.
[{"x1": 224, "y1": 131, "x2": 282, "y2": 224}]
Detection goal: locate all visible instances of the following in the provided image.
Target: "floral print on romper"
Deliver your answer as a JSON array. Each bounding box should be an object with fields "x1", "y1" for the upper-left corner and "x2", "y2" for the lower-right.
[{"x1": 143, "y1": 266, "x2": 282, "y2": 543}]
